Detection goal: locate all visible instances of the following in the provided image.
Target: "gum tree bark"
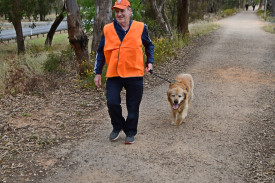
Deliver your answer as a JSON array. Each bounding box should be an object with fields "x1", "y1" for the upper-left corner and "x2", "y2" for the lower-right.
[
  {"x1": 91, "y1": 0, "x2": 112, "y2": 53},
  {"x1": 177, "y1": 0, "x2": 189, "y2": 36},
  {"x1": 258, "y1": 0, "x2": 264, "y2": 10},
  {"x1": 149, "y1": 0, "x2": 172, "y2": 37},
  {"x1": 45, "y1": 3, "x2": 66, "y2": 47},
  {"x1": 66, "y1": 0, "x2": 90, "y2": 75},
  {"x1": 272, "y1": 0, "x2": 275, "y2": 16},
  {"x1": 9, "y1": 0, "x2": 25, "y2": 54}
]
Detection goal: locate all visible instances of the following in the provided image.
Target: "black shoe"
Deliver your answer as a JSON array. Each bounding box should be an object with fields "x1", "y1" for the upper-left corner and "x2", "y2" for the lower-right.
[
  {"x1": 125, "y1": 136, "x2": 134, "y2": 144},
  {"x1": 109, "y1": 131, "x2": 120, "y2": 141}
]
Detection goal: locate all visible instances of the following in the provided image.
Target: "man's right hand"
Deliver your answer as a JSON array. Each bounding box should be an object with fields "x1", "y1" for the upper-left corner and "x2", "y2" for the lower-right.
[{"x1": 94, "y1": 74, "x2": 102, "y2": 88}]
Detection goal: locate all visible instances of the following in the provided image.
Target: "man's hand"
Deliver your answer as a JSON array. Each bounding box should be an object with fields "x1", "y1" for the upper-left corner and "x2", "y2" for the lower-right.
[
  {"x1": 94, "y1": 74, "x2": 102, "y2": 88},
  {"x1": 146, "y1": 63, "x2": 153, "y2": 74}
]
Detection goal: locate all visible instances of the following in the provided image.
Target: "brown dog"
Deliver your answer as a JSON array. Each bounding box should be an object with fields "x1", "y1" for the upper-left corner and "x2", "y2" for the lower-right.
[{"x1": 167, "y1": 73, "x2": 194, "y2": 126}]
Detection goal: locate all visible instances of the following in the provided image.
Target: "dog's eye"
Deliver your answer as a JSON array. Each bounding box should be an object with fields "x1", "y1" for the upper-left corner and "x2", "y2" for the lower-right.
[
  {"x1": 178, "y1": 95, "x2": 182, "y2": 98},
  {"x1": 172, "y1": 95, "x2": 175, "y2": 97}
]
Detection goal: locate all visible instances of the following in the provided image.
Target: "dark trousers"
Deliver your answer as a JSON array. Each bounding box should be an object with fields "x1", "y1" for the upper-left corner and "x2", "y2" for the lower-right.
[{"x1": 106, "y1": 77, "x2": 143, "y2": 137}]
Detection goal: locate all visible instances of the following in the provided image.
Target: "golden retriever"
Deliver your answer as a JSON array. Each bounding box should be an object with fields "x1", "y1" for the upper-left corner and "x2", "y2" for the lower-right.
[{"x1": 167, "y1": 73, "x2": 194, "y2": 126}]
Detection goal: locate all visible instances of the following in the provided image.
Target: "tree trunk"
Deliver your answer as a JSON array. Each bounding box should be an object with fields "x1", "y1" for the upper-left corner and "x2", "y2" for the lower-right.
[
  {"x1": 10, "y1": 0, "x2": 25, "y2": 54},
  {"x1": 272, "y1": 0, "x2": 275, "y2": 16},
  {"x1": 66, "y1": 0, "x2": 90, "y2": 75},
  {"x1": 259, "y1": 0, "x2": 264, "y2": 10},
  {"x1": 12, "y1": 18, "x2": 25, "y2": 54},
  {"x1": 45, "y1": 4, "x2": 66, "y2": 47},
  {"x1": 177, "y1": 0, "x2": 189, "y2": 36},
  {"x1": 149, "y1": 0, "x2": 172, "y2": 37},
  {"x1": 40, "y1": 13, "x2": 45, "y2": 21},
  {"x1": 91, "y1": 0, "x2": 112, "y2": 53}
]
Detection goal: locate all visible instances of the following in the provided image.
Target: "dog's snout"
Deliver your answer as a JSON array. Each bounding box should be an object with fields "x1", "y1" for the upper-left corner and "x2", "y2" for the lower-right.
[{"x1": 174, "y1": 100, "x2": 178, "y2": 105}]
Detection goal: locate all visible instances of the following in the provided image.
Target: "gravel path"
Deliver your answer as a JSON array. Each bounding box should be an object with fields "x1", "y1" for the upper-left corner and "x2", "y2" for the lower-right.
[{"x1": 40, "y1": 11, "x2": 275, "y2": 183}]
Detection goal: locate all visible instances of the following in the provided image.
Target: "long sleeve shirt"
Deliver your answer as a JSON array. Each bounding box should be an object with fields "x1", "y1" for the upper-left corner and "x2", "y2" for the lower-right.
[{"x1": 94, "y1": 19, "x2": 155, "y2": 75}]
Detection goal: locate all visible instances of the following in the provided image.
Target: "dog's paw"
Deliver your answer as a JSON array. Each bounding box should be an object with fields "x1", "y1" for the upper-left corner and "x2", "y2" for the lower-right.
[{"x1": 171, "y1": 121, "x2": 177, "y2": 125}]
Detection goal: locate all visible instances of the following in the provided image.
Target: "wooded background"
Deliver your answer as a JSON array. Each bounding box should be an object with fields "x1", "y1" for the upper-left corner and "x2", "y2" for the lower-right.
[{"x1": 0, "y1": 0, "x2": 273, "y2": 74}]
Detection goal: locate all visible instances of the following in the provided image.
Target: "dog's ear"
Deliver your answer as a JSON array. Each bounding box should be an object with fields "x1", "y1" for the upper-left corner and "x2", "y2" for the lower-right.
[{"x1": 182, "y1": 90, "x2": 188, "y2": 104}]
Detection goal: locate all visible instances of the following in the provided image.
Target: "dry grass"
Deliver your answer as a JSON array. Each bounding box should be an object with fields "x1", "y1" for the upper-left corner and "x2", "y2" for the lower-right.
[
  {"x1": 0, "y1": 33, "x2": 70, "y2": 95},
  {"x1": 263, "y1": 23, "x2": 275, "y2": 34},
  {"x1": 189, "y1": 21, "x2": 220, "y2": 36}
]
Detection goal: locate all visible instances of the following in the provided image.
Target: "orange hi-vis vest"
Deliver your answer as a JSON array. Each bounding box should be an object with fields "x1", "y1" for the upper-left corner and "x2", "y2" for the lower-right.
[{"x1": 104, "y1": 21, "x2": 145, "y2": 78}]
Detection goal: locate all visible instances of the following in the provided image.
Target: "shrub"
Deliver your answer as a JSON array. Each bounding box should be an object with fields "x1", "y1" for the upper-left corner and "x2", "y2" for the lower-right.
[
  {"x1": 26, "y1": 43, "x2": 45, "y2": 57},
  {"x1": 263, "y1": 24, "x2": 275, "y2": 34},
  {"x1": 221, "y1": 9, "x2": 237, "y2": 17},
  {"x1": 3, "y1": 56, "x2": 42, "y2": 95},
  {"x1": 152, "y1": 33, "x2": 187, "y2": 65},
  {"x1": 43, "y1": 46, "x2": 75, "y2": 73},
  {"x1": 43, "y1": 53, "x2": 60, "y2": 73},
  {"x1": 75, "y1": 54, "x2": 107, "y2": 89}
]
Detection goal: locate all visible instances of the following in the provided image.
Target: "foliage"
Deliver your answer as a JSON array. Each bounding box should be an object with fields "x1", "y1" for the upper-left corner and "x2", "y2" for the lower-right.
[
  {"x1": 78, "y1": 0, "x2": 96, "y2": 33},
  {"x1": 75, "y1": 55, "x2": 107, "y2": 89},
  {"x1": 43, "y1": 53, "x2": 60, "y2": 72},
  {"x1": 34, "y1": 0, "x2": 56, "y2": 21},
  {"x1": 43, "y1": 46, "x2": 76, "y2": 73},
  {"x1": 257, "y1": 9, "x2": 273, "y2": 21},
  {"x1": 129, "y1": 0, "x2": 145, "y2": 21},
  {"x1": 263, "y1": 23, "x2": 275, "y2": 34},
  {"x1": 152, "y1": 33, "x2": 186, "y2": 65},
  {"x1": 26, "y1": 43, "x2": 46, "y2": 57},
  {"x1": 153, "y1": 21, "x2": 220, "y2": 65},
  {"x1": 221, "y1": 8, "x2": 237, "y2": 17},
  {"x1": 0, "y1": 0, "x2": 58, "y2": 21},
  {"x1": 2, "y1": 55, "x2": 38, "y2": 95},
  {"x1": 257, "y1": 9, "x2": 265, "y2": 17}
]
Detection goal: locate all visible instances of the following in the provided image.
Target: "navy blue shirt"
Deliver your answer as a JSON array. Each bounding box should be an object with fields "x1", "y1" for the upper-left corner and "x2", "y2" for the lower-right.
[{"x1": 94, "y1": 19, "x2": 155, "y2": 75}]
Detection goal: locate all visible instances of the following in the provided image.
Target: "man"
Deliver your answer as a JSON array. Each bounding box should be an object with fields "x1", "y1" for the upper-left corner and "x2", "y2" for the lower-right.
[
  {"x1": 252, "y1": 2, "x2": 256, "y2": 11},
  {"x1": 94, "y1": 0, "x2": 154, "y2": 144}
]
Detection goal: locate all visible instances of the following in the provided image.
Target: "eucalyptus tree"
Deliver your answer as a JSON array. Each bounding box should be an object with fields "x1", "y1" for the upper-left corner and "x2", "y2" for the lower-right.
[
  {"x1": 177, "y1": 0, "x2": 189, "y2": 36},
  {"x1": 91, "y1": 0, "x2": 112, "y2": 52},
  {"x1": 0, "y1": 0, "x2": 33, "y2": 54},
  {"x1": 272, "y1": 0, "x2": 275, "y2": 16},
  {"x1": 66, "y1": 0, "x2": 90, "y2": 75},
  {"x1": 34, "y1": 0, "x2": 56, "y2": 21},
  {"x1": 45, "y1": 2, "x2": 66, "y2": 46},
  {"x1": 149, "y1": 0, "x2": 173, "y2": 37}
]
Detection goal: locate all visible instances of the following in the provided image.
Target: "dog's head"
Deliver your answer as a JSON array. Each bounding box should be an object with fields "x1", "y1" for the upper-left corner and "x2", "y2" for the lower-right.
[{"x1": 167, "y1": 84, "x2": 188, "y2": 110}]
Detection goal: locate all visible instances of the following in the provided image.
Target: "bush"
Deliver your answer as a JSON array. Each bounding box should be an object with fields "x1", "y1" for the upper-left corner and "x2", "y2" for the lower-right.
[
  {"x1": 26, "y1": 43, "x2": 45, "y2": 57},
  {"x1": 263, "y1": 24, "x2": 275, "y2": 34},
  {"x1": 43, "y1": 53, "x2": 60, "y2": 73},
  {"x1": 43, "y1": 46, "x2": 76, "y2": 73},
  {"x1": 75, "y1": 53, "x2": 107, "y2": 89},
  {"x1": 257, "y1": 10, "x2": 265, "y2": 17},
  {"x1": 3, "y1": 56, "x2": 43, "y2": 95},
  {"x1": 221, "y1": 9, "x2": 237, "y2": 17},
  {"x1": 152, "y1": 33, "x2": 187, "y2": 65}
]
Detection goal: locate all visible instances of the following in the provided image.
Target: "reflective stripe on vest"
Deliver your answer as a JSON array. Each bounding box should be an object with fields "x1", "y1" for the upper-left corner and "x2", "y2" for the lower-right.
[{"x1": 104, "y1": 21, "x2": 144, "y2": 78}]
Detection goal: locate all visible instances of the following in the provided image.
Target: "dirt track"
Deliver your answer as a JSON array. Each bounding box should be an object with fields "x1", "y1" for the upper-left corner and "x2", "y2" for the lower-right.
[{"x1": 40, "y1": 11, "x2": 275, "y2": 183}]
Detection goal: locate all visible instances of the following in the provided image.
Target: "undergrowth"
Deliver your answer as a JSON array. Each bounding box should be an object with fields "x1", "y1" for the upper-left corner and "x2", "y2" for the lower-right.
[
  {"x1": 221, "y1": 8, "x2": 237, "y2": 17},
  {"x1": 0, "y1": 21, "x2": 219, "y2": 94}
]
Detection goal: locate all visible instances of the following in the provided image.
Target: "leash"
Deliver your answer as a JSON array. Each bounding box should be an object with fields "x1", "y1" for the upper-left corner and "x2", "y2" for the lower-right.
[{"x1": 149, "y1": 70, "x2": 173, "y2": 83}]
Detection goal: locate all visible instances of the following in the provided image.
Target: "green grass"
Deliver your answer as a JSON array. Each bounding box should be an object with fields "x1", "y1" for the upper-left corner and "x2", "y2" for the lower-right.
[
  {"x1": 0, "y1": 33, "x2": 70, "y2": 94},
  {"x1": 26, "y1": 33, "x2": 69, "y2": 46}
]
